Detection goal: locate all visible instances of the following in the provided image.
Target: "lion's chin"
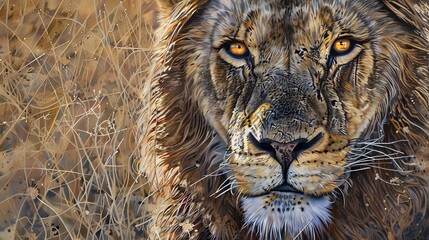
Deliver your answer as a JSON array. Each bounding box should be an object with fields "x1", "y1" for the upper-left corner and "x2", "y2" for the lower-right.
[{"x1": 241, "y1": 192, "x2": 332, "y2": 239}]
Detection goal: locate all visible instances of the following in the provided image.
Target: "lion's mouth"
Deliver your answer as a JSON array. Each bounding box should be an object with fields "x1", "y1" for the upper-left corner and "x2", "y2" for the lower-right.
[
  {"x1": 246, "y1": 132, "x2": 328, "y2": 197},
  {"x1": 271, "y1": 183, "x2": 301, "y2": 194},
  {"x1": 270, "y1": 182, "x2": 331, "y2": 198}
]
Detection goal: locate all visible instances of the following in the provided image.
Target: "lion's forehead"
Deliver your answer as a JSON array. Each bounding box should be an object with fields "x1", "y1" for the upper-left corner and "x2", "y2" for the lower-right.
[{"x1": 213, "y1": 0, "x2": 377, "y2": 49}]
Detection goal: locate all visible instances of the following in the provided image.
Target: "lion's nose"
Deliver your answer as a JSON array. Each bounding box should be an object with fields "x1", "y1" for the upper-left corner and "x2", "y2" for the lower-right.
[{"x1": 249, "y1": 132, "x2": 324, "y2": 173}]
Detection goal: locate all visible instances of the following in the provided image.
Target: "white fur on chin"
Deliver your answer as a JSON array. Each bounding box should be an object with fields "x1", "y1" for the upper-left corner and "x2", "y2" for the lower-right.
[{"x1": 241, "y1": 192, "x2": 332, "y2": 239}]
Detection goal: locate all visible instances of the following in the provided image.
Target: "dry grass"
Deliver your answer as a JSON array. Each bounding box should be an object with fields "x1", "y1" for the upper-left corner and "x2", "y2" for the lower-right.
[{"x1": 0, "y1": 0, "x2": 156, "y2": 239}]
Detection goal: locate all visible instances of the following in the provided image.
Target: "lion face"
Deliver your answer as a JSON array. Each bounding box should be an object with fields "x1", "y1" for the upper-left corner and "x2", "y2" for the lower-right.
[{"x1": 177, "y1": 0, "x2": 410, "y2": 237}]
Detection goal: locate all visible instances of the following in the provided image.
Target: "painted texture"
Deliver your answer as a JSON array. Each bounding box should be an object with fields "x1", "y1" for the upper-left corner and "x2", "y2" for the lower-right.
[{"x1": 0, "y1": 0, "x2": 428, "y2": 239}]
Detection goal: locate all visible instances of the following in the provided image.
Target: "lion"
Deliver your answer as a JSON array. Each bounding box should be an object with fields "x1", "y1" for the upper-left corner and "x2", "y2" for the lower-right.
[{"x1": 139, "y1": 0, "x2": 429, "y2": 239}]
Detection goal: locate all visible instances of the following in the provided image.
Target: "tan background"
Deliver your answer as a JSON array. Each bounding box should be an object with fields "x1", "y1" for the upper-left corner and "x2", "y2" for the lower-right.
[{"x1": 0, "y1": 0, "x2": 157, "y2": 239}]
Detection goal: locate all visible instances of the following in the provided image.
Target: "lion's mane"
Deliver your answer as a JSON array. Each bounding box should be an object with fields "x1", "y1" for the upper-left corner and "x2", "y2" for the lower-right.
[{"x1": 139, "y1": 0, "x2": 429, "y2": 239}]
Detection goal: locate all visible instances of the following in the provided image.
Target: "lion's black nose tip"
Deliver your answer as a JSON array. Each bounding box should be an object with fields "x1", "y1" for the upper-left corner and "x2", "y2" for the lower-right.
[
  {"x1": 249, "y1": 132, "x2": 324, "y2": 171},
  {"x1": 259, "y1": 138, "x2": 307, "y2": 171}
]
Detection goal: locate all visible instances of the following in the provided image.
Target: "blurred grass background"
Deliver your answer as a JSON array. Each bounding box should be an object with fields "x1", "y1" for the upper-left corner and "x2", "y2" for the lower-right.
[{"x1": 0, "y1": 0, "x2": 156, "y2": 239}]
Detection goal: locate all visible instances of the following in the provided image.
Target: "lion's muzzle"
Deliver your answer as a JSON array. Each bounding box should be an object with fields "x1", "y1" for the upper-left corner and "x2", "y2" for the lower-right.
[{"x1": 229, "y1": 101, "x2": 348, "y2": 196}]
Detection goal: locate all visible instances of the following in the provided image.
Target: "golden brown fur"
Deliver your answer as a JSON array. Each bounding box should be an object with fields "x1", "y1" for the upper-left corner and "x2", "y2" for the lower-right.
[{"x1": 139, "y1": 0, "x2": 429, "y2": 239}]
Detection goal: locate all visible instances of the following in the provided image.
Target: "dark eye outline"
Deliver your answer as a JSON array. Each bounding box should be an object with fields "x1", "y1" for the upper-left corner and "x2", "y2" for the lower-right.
[
  {"x1": 327, "y1": 38, "x2": 361, "y2": 68},
  {"x1": 330, "y1": 38, "x2": 356, "y2": 57},
  {"x1": 222, "y1": 41, "x2": 250, "y2": 59}
]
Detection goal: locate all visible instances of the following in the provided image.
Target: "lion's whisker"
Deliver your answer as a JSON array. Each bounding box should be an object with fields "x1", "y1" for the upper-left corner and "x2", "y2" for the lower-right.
[
  {"x1": 348, "y1": 144, "x2": 411, "y2": 172},
  {"x1": 343, "y1": 162, "x2": 412, "y2": 174},
  {"x1": 211, "y1": 175, "x2": 234, "y2": 193},
  {"x1": 347, "y1": 149, "x2": 402, "y2": 158},
  {"x1": 362, "y1": 144, "x2": 405, "y2": 155},
  {"x1": 343, "y1": 167, "x2": 372, "y2": 173},
  {"x1": 346, "y1": 148, "x2": 398, "y2": 162},
  {"x1": 189, "y1": 166, "x2": 230, "y2": 188},
  {"x1": 214, "y1": 182, "x2": 237, "y2": 198},
  {"x1": 236, "y1": 189, "x2": 245, "y2": 207},
  {"x1": 353, "y1": 138, "x2": 408, "y2": 146},
  {"x1": 293, "y1": 217, "x2": 314, "y2": 240},
  {"x1": 344, "y1": 157, "x2": 395, "y2": 167},
  {"x1": 331, "y1": 185, "x2": 346, "y2": 207}
]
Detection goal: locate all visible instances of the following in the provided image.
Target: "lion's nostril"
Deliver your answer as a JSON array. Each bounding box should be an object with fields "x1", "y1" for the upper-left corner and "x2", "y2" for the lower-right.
[
  {"x1": 292, "y1": 132, "x2": 324, "y2": 156},
  {"x1": 248, "y1": 134, "x2": 277, "y2": 159}
]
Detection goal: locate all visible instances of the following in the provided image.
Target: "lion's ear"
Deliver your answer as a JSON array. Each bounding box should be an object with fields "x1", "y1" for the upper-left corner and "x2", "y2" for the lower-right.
[
  {"x1": 156, "y1": 0, "x2": 206, "y2": 11},
  {"x1": 382, "y1": 0, "x2": 427, "y2": 30},
  {"x1": 156, "y1": 0, "x2": 208, "y2": 18},
  {"x1": 156, "y1": 0, "x2": 182, "y2": 11}
]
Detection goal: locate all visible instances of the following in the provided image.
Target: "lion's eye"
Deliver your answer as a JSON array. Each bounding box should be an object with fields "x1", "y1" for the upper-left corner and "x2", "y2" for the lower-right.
[
  {"x1": 217, "y1": 41, "x2": 251, "y2": 67},
  {"x1": 332, "y1": 38, "x2": 352, "y2": 54},
  {"x1": 226, "y1": 42, "x2": 249, "y2": 58},
  {"x1": 328, "y1": 37, "x2": 362, "y2": 68}
]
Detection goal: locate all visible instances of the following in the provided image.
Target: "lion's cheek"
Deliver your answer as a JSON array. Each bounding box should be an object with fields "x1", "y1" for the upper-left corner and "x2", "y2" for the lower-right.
[
  {"x1": 342, "y1": 96, "x2": 380, "y2": 138},
  {"x1": 230, "y1": 155, "x2": 283, "y2": 195}
]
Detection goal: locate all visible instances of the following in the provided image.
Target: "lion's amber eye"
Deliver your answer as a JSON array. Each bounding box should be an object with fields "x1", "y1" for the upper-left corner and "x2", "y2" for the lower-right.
[
  {"x1": 227, "y1": 42, "x2": 249, "y2": 57},
  {"x1": 332, "y1": 38, "x2": 351, "y2": 54}
]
